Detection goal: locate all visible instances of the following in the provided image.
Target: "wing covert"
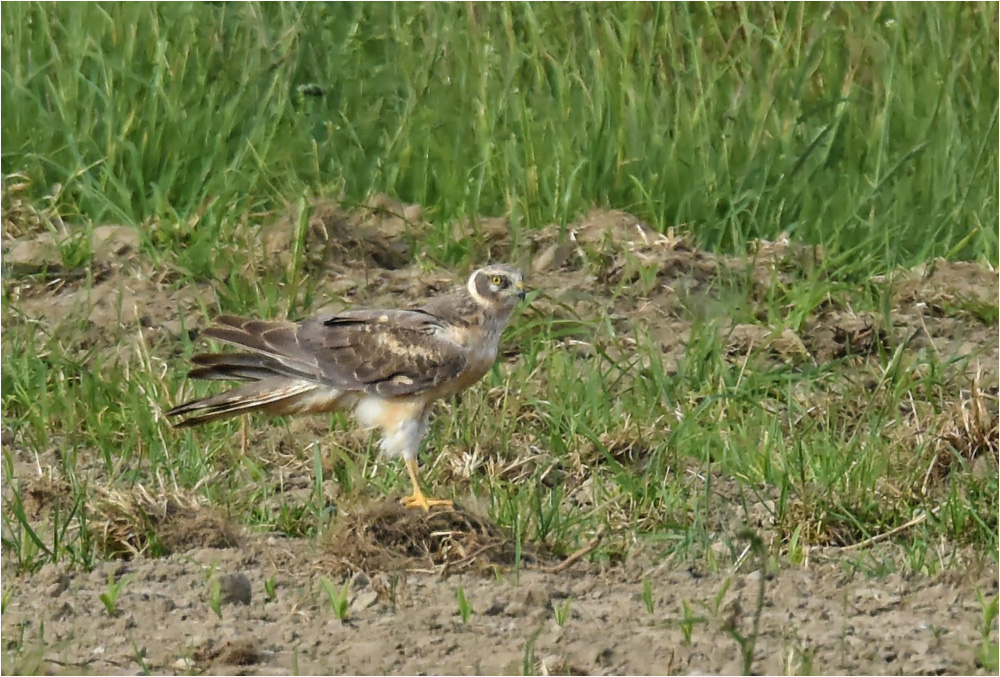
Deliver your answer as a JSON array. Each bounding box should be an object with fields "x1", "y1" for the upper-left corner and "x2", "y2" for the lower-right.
[{"x1": 298, "y1": 309, "x2": 469, "y2": 397}]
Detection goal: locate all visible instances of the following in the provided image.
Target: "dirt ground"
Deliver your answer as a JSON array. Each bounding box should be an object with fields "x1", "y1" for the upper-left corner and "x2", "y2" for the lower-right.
[
  {"x1": 2, "y1": 198, "x2": 998, "y2": 675},
  {"x1": 3, "y1": 531, "x2": 997, "y2": 676}
]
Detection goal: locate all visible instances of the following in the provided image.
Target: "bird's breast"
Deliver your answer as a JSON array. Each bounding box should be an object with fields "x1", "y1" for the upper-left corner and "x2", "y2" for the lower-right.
[
  {"x1": 456, "y1": 341, "x2": 498, "y2": 388},
  {"x1": 432, "y1": 323, "x2": 502, "y2": 395},
  {"x1": 457, "y1": 333, "x2": 504, "y2": 394}
]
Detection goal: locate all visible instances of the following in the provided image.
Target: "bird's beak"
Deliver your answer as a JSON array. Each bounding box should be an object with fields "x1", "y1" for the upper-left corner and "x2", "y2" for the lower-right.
[{"x1": 516, "y1": 281, "x2": 527, "y2": 300}]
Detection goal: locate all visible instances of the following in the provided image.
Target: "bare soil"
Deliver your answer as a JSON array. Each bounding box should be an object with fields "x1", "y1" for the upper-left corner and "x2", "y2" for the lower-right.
[
  {"x1": 3, "y1": 534, "x2": 996, "y2": 675},
  {"x1": 3, "y1": 199, "x2": 998, "y2": 675}
]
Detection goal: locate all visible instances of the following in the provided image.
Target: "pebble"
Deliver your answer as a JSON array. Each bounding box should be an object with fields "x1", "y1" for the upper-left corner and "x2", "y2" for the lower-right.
[{"x1": 215, "y1": 573, "x2": 252, "y2": 606}]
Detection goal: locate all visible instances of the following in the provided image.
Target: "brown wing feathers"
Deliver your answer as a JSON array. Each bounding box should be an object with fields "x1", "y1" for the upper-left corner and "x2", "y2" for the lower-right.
[
  {"x1": 201, "y1": 316, "x2": 297, "y2": 353},
  {"x1": 301, "y1": 310, "x2": 467, "y2": 396},
  {"x1": 166, "y1": 315, "x2": 326, "y2": 426},
  {"x1": 167, "y1": 310, "x2": 468, "y2": 427},
  {"x1": 186, "y1": 352, "x2": 287, "y2": 382}
]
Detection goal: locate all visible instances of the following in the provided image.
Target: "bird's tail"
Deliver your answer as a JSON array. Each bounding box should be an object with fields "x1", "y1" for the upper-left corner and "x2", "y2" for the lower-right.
[
  {"x1": 167, "y1": 351, "x2": 343, "y2": 428},
  {"x1": 167, "y1": 378, "x2": 332, "y2": 427}
]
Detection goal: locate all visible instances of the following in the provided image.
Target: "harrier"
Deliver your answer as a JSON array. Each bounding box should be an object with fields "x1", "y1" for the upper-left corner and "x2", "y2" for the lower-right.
[{"x1": 167, "y1": 265, "x2": 525, "y2": 510}]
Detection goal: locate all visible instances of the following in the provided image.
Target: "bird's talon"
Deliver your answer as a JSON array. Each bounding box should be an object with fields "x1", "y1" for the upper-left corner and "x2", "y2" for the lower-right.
[{"x1": 401, "y1": 493, "x2": 453, "y2": 511}]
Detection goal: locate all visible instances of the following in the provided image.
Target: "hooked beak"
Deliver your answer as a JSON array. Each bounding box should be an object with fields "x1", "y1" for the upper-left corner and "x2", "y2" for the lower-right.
[{"x1": 516, "y1": 281, "x2": 527, "y2": 300}]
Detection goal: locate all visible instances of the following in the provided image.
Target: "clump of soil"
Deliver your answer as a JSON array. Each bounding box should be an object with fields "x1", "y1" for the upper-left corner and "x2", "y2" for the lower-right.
[
  {"x1": 916, "y1": 380, "x2": 999, "y2": 487},
  {"x1": 725, "y1": 324, "x2": 811, "y2": 363},
  {"x1": 322, "y1": 500, "x2": 520, "y2": 576},
  {"x1": 6, "y1": 474, "x2": 240, "y2": 568},
  {"x1": 193, "y1": 637, "x2": 263, "y2": 668},
  {"x1": 88, "y1": 485, "x2": 241, "y2": 558},
  {"x1": 893, "y1": 258, "x2": 999, "y2": 315},
  {"x1": 18, "y1": 474, "x2": 74, "y2": 520},
  {"x1": 801, "y1": 309, "x2": 892, "y2": 361}
]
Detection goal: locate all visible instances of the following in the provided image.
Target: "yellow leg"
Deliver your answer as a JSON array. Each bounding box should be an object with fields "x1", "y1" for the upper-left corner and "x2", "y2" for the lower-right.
[{"x1": 401, "y1": 457, "x2": 452, "y2": 511}]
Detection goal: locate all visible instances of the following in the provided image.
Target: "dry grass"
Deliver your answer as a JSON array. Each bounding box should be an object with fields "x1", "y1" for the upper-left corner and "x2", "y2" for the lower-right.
[{"x1": 319, "y1": 500, "x2": 521, "y2": 577}]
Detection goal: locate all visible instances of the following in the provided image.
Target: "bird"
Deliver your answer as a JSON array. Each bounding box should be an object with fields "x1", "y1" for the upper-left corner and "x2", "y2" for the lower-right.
[{"x1": 166, "y1": 264, "x2": 526, "y2": 511}]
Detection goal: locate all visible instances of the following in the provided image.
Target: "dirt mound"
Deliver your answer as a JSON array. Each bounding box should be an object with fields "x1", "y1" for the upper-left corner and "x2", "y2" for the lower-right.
[
  {"x1": 192, "y1": 637, "x2": 264, "y2": 669},
  {"x1": 13, "y1": 476, "x2": 242, "y2": 560},
  {"x1": 262, "y1": 194, "x2": 421, "y2": 273},
  {"x1": 321, "y1": 501, "x2": 521, "y2": 576},
  {"x1": 893, "y1": 258, "x2": 998, "y2": 312},
  {"x1": 90, "y1": 485, "x2": 241, "y2": 558},
  {"x1": 801, "y1": 309, "x2": 892, "y2": 361}
]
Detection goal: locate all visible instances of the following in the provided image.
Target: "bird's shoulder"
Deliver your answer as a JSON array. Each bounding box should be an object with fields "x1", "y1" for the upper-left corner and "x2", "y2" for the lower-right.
[
  {"x1": 418, "y1": 291, "x2": 484, "y2": 328},
  {"x1": 303, "y1": 289, "x2": 485, "y2": 338},
  {"x1": 312, "y1": 307, "x2": 443, "y2": 332}
]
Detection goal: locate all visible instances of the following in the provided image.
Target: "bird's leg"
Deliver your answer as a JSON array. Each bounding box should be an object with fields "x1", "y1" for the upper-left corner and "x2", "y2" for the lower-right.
[{"x1": 401, "y1": 457, "x2": 452, "y2": 511}]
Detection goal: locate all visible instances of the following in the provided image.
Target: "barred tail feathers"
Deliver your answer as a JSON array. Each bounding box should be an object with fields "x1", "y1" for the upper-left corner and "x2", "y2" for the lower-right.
[{"x1": 166, "y1": 379, "x2": 343, "y2": 427}]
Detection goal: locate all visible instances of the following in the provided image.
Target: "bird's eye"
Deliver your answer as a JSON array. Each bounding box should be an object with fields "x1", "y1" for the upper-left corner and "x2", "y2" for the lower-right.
[{"x1": 490, "y1": 275, "x2": 505, "y2": 286}]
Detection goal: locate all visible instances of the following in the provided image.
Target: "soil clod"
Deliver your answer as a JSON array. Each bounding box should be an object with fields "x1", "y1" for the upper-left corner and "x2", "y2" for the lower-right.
[{"x1": 322, "y1": 500, "x2": 521, "y2": 575}]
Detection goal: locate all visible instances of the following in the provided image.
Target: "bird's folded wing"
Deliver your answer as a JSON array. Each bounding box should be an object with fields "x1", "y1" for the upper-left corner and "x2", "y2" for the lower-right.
[{"x1": 202, "y1": 310, "x2": 468, "y2": 397}]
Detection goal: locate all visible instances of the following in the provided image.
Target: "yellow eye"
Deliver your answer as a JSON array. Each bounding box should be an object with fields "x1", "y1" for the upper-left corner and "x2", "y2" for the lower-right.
[{"x1": 491, "y1": 275, "x2": 504, "y2": 286}]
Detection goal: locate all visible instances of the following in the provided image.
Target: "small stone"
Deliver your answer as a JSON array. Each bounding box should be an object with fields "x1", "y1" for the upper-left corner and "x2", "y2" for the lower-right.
[
  {"x1": 541, "y1": 654, "x2": 564, "y2": 673},
  {"x1": 46, "y1": 574, "x2": 71, "y2": 597},
  {"x1": 403, "y1": 204, "x2": 423, "y2": 224},
  {"x1": 153, "y1": 595, "x2": 176, "y2": 614},
  {"x1": 350, "y1": 571, "x2": 370, "y2": 591},
  {"x1": 483, "y1": 599, "x2": 507, "y2": 616},
  {"x1": 709, "y1": 541, "x2": 730, "y2": 561},
  {"x1": 352, "y1": 590, "x2": 378, "y2": 610},
  {"x1": 511, "y1": 584, "x2": 551, "y2": 607},
  {"x1": 48, "y1": 602, "x2": 73, "y2": 621},
  {"x1": 91, "y1": 225, "x2": 140, "y2": 260},
  {"x1": 527, "y1": 608, "x2": 548, "y2": 625},
  {"x1": 215, "y1": 573, "x2": 252, "y2": 606}
]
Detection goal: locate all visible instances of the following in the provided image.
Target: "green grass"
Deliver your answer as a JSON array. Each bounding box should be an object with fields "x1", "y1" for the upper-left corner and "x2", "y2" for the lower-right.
[
  {"x1": 2, "y1": 3, "x2": 997, "y2": 263},
  {"x1": 1, "y1": 2, "x2": 997, "y2": 583}
]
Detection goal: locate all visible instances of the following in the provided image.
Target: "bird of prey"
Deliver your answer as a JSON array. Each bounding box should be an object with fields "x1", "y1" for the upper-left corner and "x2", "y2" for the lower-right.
[{"x1": 166, "y1": 264, "x2": 526, "y2": 510}]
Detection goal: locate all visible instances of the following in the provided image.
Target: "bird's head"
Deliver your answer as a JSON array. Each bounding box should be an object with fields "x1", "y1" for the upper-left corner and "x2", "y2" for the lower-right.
[{"x1": 467, "y1": 264, "x2": 527, "y2": 312}]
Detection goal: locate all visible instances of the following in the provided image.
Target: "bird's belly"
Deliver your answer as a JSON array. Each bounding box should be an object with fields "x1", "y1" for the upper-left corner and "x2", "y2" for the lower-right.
[
  {"x1": 352, "y1": 395, "x2": 428, "y2": 459},
  {"x1": 354, "y1": 396, "x2": 425, "y2": 432}
]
